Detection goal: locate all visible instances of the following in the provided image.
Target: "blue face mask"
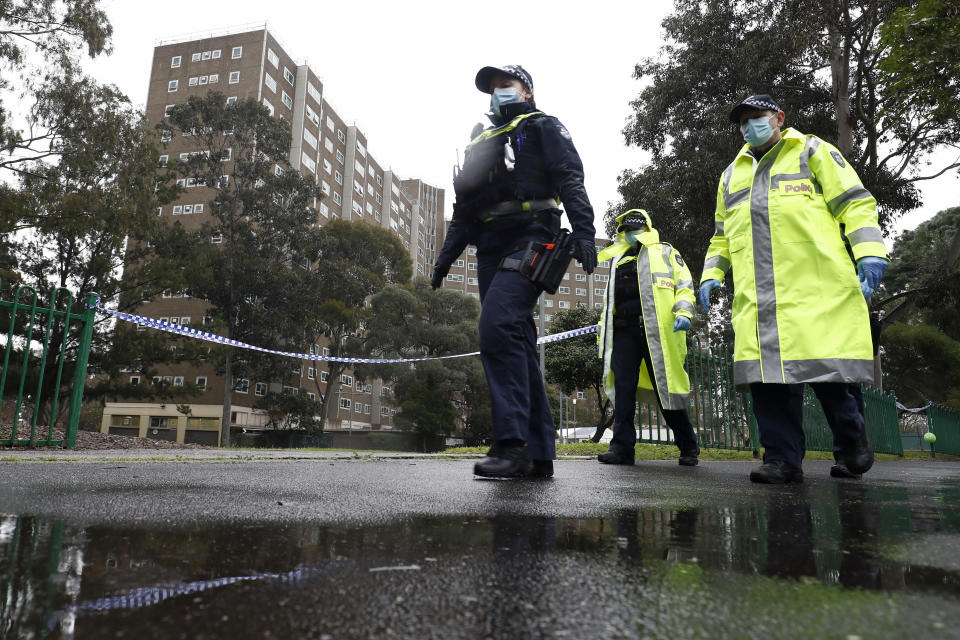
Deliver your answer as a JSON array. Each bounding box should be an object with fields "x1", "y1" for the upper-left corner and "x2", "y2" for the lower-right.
[
  {"x1": 490, "y1": 87, "x2": 520, "y2": 117},
  {"x1": 741, "y1": 115, "x2": 776, "y2": 147},
  {"x1": 624, "y1": 229, "x2": 645, "y2": 247}
]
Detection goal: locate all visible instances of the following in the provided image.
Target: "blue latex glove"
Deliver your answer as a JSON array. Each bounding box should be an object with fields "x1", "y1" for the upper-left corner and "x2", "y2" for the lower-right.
[
  {"x1": 698, "y1": 280, "x2": 721, "y2": 311},
  {"x1": 856, "y1": 257, "x2": 888, "y2": 300},
  {"x1": 673, "y1": 316, "x2": 691, "y2": 332}
]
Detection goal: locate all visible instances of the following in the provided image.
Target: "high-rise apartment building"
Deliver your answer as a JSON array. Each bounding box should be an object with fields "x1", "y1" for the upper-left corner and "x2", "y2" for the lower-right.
[{"x1": 101, "y1": 27, "x2": 445, "y2": 445}]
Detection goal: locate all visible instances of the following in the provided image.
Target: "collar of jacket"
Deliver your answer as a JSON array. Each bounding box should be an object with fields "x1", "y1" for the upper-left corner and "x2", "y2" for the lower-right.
[
  {"x1": 487, "y1": 101, "x2": 538, "y2": 126},
  {"x1": 735, "y1": 127, "x2": 805, "y2": 160},
  {"x1": 598, "y1": 228, "x2": 661, "y2": 263}
]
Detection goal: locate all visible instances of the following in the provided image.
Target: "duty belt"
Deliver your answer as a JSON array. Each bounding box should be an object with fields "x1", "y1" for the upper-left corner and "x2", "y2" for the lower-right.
[
  {"x1": 480, "y1": 198, "x2": 561, "y2": 222},
  {"x1": 612, "y1": 314, "x2": 644, "y2": 329}
]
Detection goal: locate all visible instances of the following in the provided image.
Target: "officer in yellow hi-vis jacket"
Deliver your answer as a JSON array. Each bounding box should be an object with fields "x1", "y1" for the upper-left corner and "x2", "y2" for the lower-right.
[
  {"x1": 699, "y1": 94, "x2": 889, "y2": 484},
  {"x1": 596, "y1": 210, "x2": 700, "y2": 467}
]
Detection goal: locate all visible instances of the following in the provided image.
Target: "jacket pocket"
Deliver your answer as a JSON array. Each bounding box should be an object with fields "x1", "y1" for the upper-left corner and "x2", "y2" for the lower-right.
[{"x1": 729, "y1": 233, "x2": 746, "y2": 253}]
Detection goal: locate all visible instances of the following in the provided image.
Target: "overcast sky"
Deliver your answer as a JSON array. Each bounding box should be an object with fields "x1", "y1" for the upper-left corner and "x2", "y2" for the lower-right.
[{"x1": 85, "y1": 0, "x2": 956, "y2": 239}]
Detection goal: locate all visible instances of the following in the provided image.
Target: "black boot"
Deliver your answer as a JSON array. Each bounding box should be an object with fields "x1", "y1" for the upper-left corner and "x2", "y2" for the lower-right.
[
  {"x1": 749, "y1": 460, "x2": 804, "y2": 484},
  {"x1": 474, "y1": 442, "x2": 532, "y2": 478},
  {"x1": 597, "y1": 449, "x2": 635, "y2": 465},
  {"x1": 830, "y1": 462, "x2": 862, "y2": 479},
  {"x1": 838, "y1": 429, "x2": 874, "y2": 475},
  {"x1": 678, "y1": 446, "x2": 700, "y2": 467},
  {"x1": 528, "y1": 460, "x2": 554, "y2": 478}
]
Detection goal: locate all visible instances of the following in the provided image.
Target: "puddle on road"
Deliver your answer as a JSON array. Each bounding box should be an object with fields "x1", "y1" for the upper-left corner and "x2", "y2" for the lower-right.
[{"x1": 3, "y1": 481, "x2": 960, "y2": 639}]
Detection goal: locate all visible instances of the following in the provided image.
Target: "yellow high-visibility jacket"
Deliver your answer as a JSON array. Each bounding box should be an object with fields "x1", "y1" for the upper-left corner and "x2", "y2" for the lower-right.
[
  {"x1": 598, "y1": 213, "x2": 695, "y2": 410},
  {"x1": 700, "y1": 128, "x2": 887, "y2": 386}
]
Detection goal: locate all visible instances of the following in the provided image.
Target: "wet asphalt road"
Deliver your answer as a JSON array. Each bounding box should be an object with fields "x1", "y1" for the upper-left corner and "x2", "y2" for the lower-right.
[{"x1": 1, "y1": 457, "x2": 960, "y2": 639}]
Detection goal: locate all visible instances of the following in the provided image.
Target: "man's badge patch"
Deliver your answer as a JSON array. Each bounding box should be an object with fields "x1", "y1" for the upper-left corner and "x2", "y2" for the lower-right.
[{"x1": 830, "y1": 151, "x2": 846, "y2": 168}]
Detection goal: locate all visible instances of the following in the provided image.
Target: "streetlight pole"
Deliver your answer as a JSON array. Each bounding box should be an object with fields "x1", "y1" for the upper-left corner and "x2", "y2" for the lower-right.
[{"x1": 572, "y1": 397, "x2": 577, "y2": 441}]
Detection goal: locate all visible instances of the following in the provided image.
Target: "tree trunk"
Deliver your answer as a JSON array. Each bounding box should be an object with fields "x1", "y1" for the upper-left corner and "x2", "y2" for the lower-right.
[
  {"x1": 828, "y1": 17, "x2": 854, "y2": 156},
  {"x1": 220, "y1": 351, "x2": 232, "y2": 447}
]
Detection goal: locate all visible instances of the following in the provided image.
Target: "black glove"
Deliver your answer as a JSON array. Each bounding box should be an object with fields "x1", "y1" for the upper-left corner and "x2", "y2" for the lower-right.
[
  {"x1": 571, "y1": 239, "x2": 597, "y2": 275},
  {"x1": 431, "y1": 262, "x2": 451, "y2": 290}
]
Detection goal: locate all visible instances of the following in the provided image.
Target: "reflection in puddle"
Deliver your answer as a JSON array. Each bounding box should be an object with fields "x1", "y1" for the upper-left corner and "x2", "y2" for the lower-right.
[{"x1": 3, "y1": 481, "x2": 960, "y2": 638}]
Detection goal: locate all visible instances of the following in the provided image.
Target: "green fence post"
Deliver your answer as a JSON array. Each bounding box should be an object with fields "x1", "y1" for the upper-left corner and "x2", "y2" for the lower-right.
[{"x1": 63, "y1": 293, "x2": 98, "y2": 449}]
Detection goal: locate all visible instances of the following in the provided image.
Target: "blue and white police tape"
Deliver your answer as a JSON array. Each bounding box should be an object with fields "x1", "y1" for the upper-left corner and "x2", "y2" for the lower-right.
[{"x1": 94, "y1": 305, "x2": 599, "y2": 364}]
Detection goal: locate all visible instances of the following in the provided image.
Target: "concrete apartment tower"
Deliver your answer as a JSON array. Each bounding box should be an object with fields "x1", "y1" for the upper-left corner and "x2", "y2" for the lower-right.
[{"x1": 101, "y1": 26, "x2": 445, "y2": 445}]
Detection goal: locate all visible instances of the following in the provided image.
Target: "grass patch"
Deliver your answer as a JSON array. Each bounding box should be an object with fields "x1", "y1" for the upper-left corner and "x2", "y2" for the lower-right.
[{"x1": 443, "y1": 442, "x2": 960, "y2": 462}]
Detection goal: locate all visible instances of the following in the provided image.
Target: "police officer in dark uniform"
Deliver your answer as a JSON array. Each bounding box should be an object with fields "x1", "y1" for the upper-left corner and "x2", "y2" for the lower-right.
[{"x1": 431, "y1": 64, "x2": 597, "y2": 478}]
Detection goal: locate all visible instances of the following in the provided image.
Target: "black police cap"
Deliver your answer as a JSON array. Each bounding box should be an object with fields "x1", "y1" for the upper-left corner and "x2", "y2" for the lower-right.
[
  {"x1": 475, "y1": 64, "x2": 534, "y2": 95},
  {"x1": 729, "y1": 94, "x2": 782, "y2": 123},
  {"x1": 619, "y1": 213, "x2": 648, "y2": 230}
]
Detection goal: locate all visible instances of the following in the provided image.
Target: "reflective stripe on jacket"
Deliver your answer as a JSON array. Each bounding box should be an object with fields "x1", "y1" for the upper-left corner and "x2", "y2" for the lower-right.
[
  {"x1": 597, "y1": 227, "x2": 694, "y2": 410},
  {"x1": 700, "y1": 128, "x2": 887, "y2": 386}
]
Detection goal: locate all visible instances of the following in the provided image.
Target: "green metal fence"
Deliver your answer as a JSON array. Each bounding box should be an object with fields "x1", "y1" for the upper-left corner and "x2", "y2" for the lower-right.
[
  {"x1": 0, "y1": 284, "x2": 97, "y2": 448},
  {"x1": 636, "y1": 339, "x2": 903, "y2": 456},
  {"x1": 927, "y1": 404, "x2": 960, "y2": 456}
]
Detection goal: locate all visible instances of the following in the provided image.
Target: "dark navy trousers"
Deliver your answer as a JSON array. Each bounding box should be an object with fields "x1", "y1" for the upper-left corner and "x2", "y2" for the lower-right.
[
  {"x1": 610, "y1": 324, "x2": 699, "y2": 456},
  {"x1": 750, "y1": 382, "x2": 866, "y2": 468},
  {"x1": 476, "y1": 245, "x2": 555, "y2": 461}
]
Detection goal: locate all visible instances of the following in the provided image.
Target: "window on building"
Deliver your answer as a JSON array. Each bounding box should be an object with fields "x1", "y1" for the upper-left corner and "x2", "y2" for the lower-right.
[
  {"x1": 595, "y1": 274, "x2": 609, "y2": 282},
  {"x1": 158, "y1": 154, "x2": 168, "y2": 166},
  {"x1": 334, "y1": 170, "x2": 343, "y2": 185},
  {"x1": 543, "y1": 299, "x2": 553, "y2": 307},
  {"x1": 194, "y1": 204, "x2": 204, "y2": 213},
  {"x1": 208, "y1": 73, "x2": 219, "y2": 84},
  {"x1": 576, "y1": 273, "x2": 587, "y2": 281},
  {"x1": 301, "y1": 153, "x2": 316, "y2": 173},
  {"x1": 171, "y1": 56, "x2": 181, "y2": 68},
  {"x1": 264, "y1": 73, "x2": 277, "y2": 92},
  {"x1": 326, "y1": 115, "x2": 335, "y2": 131},
  {"x1": 221, "y1": 148, "x2": 232, "y2": 162},
  {"x1": 252, "y1": 382, "x2": 265, "y2": 396},
  {"x1": 324, "y1": 138, "x2": 334, "y2": 153},
  {"x1": 381, "y1": 406, "x2": 390, "y2": 416},
  {"x1": 262, "y1": 98, "x2": 274, "y2": 116},
  {"x1": 226, "y1": 96, "x2": 237, "y2": 105},
  {"x1": 308, "y1": 82, "x2": 322, "y2": 105},
  {"x1": 231, "y1": 46, "x2": 242, "y2": 59},
  {"x1": 183, "y1": 205, "x2": 192, "y2": 214},
  {"x1": 211, "y1": 232, "x2": 222, "y2": 243},
  {"x1": 202, "y1": 50, "x2": 211, "y2": 60},
  {"x1": 319, "y1": 202, "x2": 329, "y2": 217},
  {"x1": 191, "y1": 52, "x2": 201, "y2": 62},
  {"x1": 559, "y1": 301, "x2": 570, "y2": 309},
  {"x1": 129, "y1": 375, "x2": 140, "y2": 385},
  {"x1": 188, "y1": 77, "x2": 198, "y2": 86},
  {"x1": 212, "y1": 49, "x2": 221, "y2": 59},
  {"x1": 339, "y1": 398, "x2": 352, "y2": 409},
  {"x1": 576, "y1": 288, "x2": 587, "y2": 296},
  {"x1": 283, "y1": 67, "x2": 295, "y2": 85},
  {"x1": 337, "y1": 129, "x2": 345, "y2": 143},
  {"x1": 306, "y1": 104, "x2": 320, "y2": 127},
  {"x1": 168, "y1": 80, "x2": 178, "y2": 92},
  {"x1": 267, "y1": 48, "x2": 279, "y2": 68},
  {"x1": 558, "y1": 286, "x2": 570, "y2": 294},
  {"x1": 595, "y1": 288, "x2": 605, "y2": 296},
  {"x1": 340, "y1": 374, "x2": 353, "y2": 386},
  {"x1": 336, "y1": 149, "x2": 344, "y2": 164},
  {"x1": 281, "y1": 91, "x2": 292, "y2": 109},
  {"x1": 172, "y1": 205, "x2": 183, "y2": 215},
  {"x1": 352, "y1": 201, "x2": 362, "y2": 216},
  {"x1": 229, "y1": 71, "x2": 240, "y2": 84},
  {"x1": 196, "y1": 376, "x2": 207, "y2": 389},
  {"x1": 307, "y1": 367, "x2": 316, "y2": 380},
  {"x1": 235, "y1": 378, "x2": 249, "y2": 393},
  {"x1": 321, "y1": 371, "x2": 329, "y2": 382}
]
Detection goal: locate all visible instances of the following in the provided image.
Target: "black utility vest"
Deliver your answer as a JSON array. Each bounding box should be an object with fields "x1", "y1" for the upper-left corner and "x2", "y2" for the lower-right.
[{"x1": 453, "y1": 111, "x2": 544, "y2": 220}]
